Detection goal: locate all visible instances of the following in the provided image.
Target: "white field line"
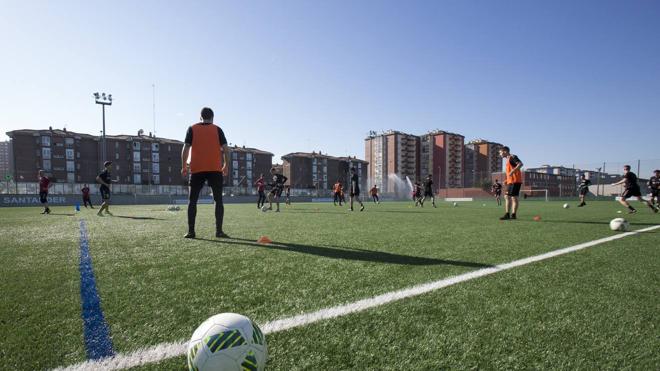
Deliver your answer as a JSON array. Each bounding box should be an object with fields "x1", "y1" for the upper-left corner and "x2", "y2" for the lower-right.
[{"x1": 54, "y1": 224, "x2": 660, "y2": 371}]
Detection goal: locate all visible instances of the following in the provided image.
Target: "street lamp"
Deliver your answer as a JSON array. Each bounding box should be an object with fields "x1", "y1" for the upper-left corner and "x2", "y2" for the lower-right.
[{"x1": 94, "y1": 92, "x2": 113, "y2": 161}]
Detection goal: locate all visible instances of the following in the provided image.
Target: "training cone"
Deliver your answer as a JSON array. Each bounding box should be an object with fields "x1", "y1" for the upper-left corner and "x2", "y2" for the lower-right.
[
  {"x1": 533, "y1": 216, "x2": 541, "y2": 221},
  {"x1": 257, "y1": 236, "x2": 272, "y2": 244}
]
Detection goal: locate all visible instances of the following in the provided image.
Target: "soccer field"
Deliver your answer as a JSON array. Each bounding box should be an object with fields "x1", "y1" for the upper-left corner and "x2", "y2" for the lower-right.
[{"x1": 1, "y1": 200, "x2": 658, "y2": 370}]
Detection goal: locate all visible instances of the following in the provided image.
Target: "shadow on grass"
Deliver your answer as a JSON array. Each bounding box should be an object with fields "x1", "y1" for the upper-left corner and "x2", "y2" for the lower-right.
[
  {"x1": 114, "y1": 215, "x2": 166, "y2": 220},
  {"x1": 196, "y1": 237, "x2": 493, "y2": 268},
  {"x1": 47, "y1": 213, "x2": 76, "y2": 216},
  {"x1": 536, "y1": 220, "x2": 659, "y2": 227}
]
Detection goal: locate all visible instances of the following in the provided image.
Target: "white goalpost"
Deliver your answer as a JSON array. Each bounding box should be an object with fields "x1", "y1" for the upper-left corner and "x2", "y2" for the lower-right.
[{"x1": 524, "y1": 189, "x2": 549, "y2": 202}]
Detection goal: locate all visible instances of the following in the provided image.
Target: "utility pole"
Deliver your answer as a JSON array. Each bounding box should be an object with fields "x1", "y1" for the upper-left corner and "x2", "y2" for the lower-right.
[{"x1": 93, "y1": 92, "x2": 113, "y2": 162}]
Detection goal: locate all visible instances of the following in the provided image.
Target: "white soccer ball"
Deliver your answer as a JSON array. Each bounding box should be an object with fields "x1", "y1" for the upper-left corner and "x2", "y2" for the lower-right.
[
  {"x1": 453, "y1": 202, "x2": 458, "y2": 207},
  {"x1": 261, "y1": 205, "x2": 269, "y2": 212},
  {"x1": 187, "y1": 313, "x2": 267, "y2": 371},
  {"x1": 563, "y1": 203, "x2": 570, "y2": 209},
  {"x1": 609, "y1": 218, "x2": 629, "y2": 232},
  {"x1": 175, "y1": 205, "x2": 181, "y2": 211},
  {"x1": 167, "y1": 205, "x2": 177, "y2": 211}
]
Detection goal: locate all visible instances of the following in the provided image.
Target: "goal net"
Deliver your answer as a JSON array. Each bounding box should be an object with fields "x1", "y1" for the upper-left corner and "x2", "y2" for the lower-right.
[{"x1": 523, "y1": 189, "x2": 549, "y2": 202}]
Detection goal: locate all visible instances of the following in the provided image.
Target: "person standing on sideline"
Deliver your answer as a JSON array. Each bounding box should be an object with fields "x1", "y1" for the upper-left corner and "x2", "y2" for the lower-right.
[
  {"x1": 181, "y1": 107, "x2": 230, "y2": 238},
  {"x1": 491, "y1": 179, "x2": 502, "y2": 206},
  {"x1": 38, "y1": 170, "x2": 52, "y2": 214},
  {"x1": 96, "y1": 161, "x2": 114, "y2": 216},
  {"x1": 333, "y1": 180, "x2": 343, "y2": 206},
  {"x1": 81, "y1": 184, "x2": 94, "y2": 209},
  {"x1": 255, "y1": 174, "x2": 266, "y2": 209},
  {"x1": 647, "y1": 169, "x2": 660, "y2": 208},
  {"x1": 370, "y1": 185, "x2": 380, "y2": 204},
  {"x1": 611, "y1": 165, "x2": 658, "y2": 214},
  {"x1": 577, "y1": 175, "x2": 592, "y2": 207},
  {"x1": 349, "y1": 167, "x2": 365, "y2": 212},
  {"x1": 499, "y1": 146, "x2": 523, "y2": 220}
]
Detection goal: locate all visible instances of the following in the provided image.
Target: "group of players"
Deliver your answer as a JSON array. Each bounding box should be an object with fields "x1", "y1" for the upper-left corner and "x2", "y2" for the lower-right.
[{"x1": 35, "y1": 108, "x2": 659, "y2": 239}]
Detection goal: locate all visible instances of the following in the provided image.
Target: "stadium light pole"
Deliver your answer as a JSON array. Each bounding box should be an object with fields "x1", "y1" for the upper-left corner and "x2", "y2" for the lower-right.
[{"x1": 94, "y1": 92, "x2": 113, "y2": 161}]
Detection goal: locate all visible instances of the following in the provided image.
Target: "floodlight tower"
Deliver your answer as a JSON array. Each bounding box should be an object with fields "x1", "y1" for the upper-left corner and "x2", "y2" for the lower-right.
[{"x1": 93, "y1": 92, "x2": 113, "y2": 160}]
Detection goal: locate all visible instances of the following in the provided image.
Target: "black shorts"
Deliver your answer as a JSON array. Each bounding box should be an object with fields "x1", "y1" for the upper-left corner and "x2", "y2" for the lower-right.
[
  {"x1": 621, "y1": 187, "x2": 642, "y2": 199},
  {"x1": 506, "y1": 183, "x2": 522, "y2": 197},
  {"x1": 579, "y1": 188, "x2": 589, "y2": 196},
  {"x1": 270, "y1": 186, "x2": 283, "y2": 197},
  {"x1": 351, "y1": 188, "x2": 360, "y2": 197},
  {"x1": 424, "y1": 190, "x2": 433, "y2": 197},
  {"x1": 39, "y1": 191, "x2": 48, "y2": 204},
  {"x1": 652, "y1": 189, "x2": 659, "y2": 198},
  {"x1": 100, "y1": 186, "x2": 111, "y2": 200},
  {"x1": 495, "y1": 190, "x2": 502, "y2": 196}
]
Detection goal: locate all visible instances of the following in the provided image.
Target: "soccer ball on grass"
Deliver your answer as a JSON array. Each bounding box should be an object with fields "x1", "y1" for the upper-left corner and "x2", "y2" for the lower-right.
[
  {"x1": 188, "y1": 313, "x2": 267, "y2": 371},
  {"x1": 563, "y1": 203, "x2": 570, "y2": 209},
  {"x1": 609, "y1": 218, "x2": 629, "y2": 232},
  {"x1": 261, "y1": 205, "x2": 269, "y2": 212}
]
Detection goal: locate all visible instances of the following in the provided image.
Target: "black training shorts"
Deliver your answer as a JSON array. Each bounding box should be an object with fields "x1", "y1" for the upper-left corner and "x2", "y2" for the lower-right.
[
  {"x1": 621, "y1": 186, "x2": 642, "y2": 199},
  {"x1": 270, "y1": 186, "x2": 283, "y2": 197},
  {"x1": 100, "y1": 186, "x2": 111, "y2": 200},
  {"x1": 424, "y1": 190, "x2": 434, "y2": 197},
  {"x1": 506, "y1": 183, "x2": 522, "y2": 197},
  {"x1": 351, "y1": 188, "x2": 360, "y2": 197},
  {"x1": 39, "y1": 191, "x2": 48, "y2": 203},
  {"x1": 579, "y1": 188, "x2": 589, "y2": 196}
]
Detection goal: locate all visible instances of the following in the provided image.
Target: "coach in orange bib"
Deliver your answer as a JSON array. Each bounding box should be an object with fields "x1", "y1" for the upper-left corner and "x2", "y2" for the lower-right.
[
  {"x1": 499, "y1": 146, "x2": 523, "y2": 220},
  {"x1": 181, "y1": 107, "x2": 230, "y2": 238}
]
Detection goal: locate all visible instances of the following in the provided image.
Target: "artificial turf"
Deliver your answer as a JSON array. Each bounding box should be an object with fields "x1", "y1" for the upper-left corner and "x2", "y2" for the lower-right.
[{"x1": 0, "y1": 199, "x2": 658, "y2": 370}]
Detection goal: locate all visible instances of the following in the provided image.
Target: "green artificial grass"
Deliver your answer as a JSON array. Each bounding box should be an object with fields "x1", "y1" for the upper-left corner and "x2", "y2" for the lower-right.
[{"x1": 0, "y1": 200, "x2": 657, "y2": 369}]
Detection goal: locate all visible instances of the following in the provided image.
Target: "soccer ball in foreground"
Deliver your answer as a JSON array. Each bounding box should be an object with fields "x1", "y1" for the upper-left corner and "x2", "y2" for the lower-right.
[
  {"x1": 261, "y1": 205, "x2": 269, "y2": 212},
  {"x1": 563, "y1": 203, "x2": 570, "y2": 209},
  {"x1": 188, "y1": 313, "x2": 267, "y2": 371},
  {"x1": 453, "y1": 202, "x2": 458, "y2": 207},
  {"x1": 609, "y1": 218, "x2": 629, "y2": 232}
]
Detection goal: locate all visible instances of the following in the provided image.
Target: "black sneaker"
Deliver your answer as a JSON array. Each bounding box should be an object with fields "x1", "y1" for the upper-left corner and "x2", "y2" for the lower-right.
[
  {"x1": 360, "y1": 205, "x2": 365, "y2": 212},
  {"x1": 511, "y1": 214, "x2": 517, "y2": 220},
  {"x1": 215, "y1": 231, "x2": 230, "y2": 238},
  {"x1": 184, "y1": 232, "x2": 196, "y2": 239},
  {"x1": 45, "y1": 208, "x2": 51, "y2": 214},
  {"x1": 628, "y1": 209, "x2": 637, "y2": 214},
  {"x1": 499, "y1": 214, "x2": 510, "y2": 220}
]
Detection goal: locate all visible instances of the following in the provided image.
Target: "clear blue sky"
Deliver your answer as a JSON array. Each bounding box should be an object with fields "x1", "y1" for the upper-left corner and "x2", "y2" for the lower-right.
[{"x1": 1, "y1": 0, "x2": 659, "y2": 173}]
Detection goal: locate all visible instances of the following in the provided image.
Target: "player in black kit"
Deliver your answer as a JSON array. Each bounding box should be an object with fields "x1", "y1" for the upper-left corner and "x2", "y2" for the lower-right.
[
  {"x1": 267, "y1": 167, "x2": 288, "y2": 212},
  {"x1": 349, "y1": 167, "x2": 364, "y2": 212},
  {"x1": 648, "y1": 169, "x2": 660, "y2": 207},
  {"x1": 577, "y1": 175, "x2": 592, "y2": 207},
  {"x1": 612, "y1": 165, "x2": 658, "y2": 214},
  {"x1": 421, "y1": 174, "x2": 436, "y2": 208},
  {"x1": 491, "y1": 179, "x2": 502, "y2": 206}
]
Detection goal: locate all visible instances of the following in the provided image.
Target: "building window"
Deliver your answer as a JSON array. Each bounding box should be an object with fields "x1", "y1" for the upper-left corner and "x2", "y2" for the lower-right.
[
  {"x1": 133, "y1": 151, "x2": 140, "y2": 162},
  {"x1": 232, "y1": 160, "x2": 238, "y2": 169},
  {"x1": 41, "y1": 136, "x2": 51, "y2": 146},
  {"x1": 152, "y1": 143, "x2": 159, "y2": 151},
  {"x1": 115, "y1": 165, "x2": 120, "y2": 171},
  {"x1": 43, "y1": 159, "x2": 51, "y2": 171},
  {"x1": 76, "y1": 163, "x2": 81, "y2": 170},
  {"x1": 168, "y1": 145, "x2": 171, "y2": 152},
  {"x1": 66, "y1": 148, "x2": 74, "y2": 160},
  {"x1": 152, "y1": 175, "x2": 160, "y2": 184},
  {"x1": 66, "y1": 161, "x2": 75, "y2": 172},
  {"x1": 168, "y1": 166, "x2": 172, "y2": 172},
  {"x1": 246, "y1": 153, "x2": 253, "y2": 161},
  {"x1": 134, "y1": 174, "x2": 141, "y2": 184},
  {"x1": 133, "y1": 163, "x2": 141, "y2": 172},
  {"x1": 247, "y1": 170, "x2": 252, "y2": 179},
  {"x1": 77, "y1": 152, "x2": 80, "y2": 159},
  {"x1": 42, "y1": 147, "x2": 51, "y2": 159},
  {"x1": 233, "y1": 179, "x2": 239, "y2": 186},
  {"x1": 115, "y1": 153, "x2": 119, "y2": 160},
  {"x1": 133, "y1": 142, "x2": 141, "y2": 150},
  {"x1": 67, "y1": 173, "x2": 75, "y2": 183},
  {"x1": 115, "y1": 142, "x2": 119, "y2": 149},
  {"x1": 152, "y1": 163, "x2": 159, "y2": 174},
  {"x1": 152, "y1": 152, "x2": 159, "y2": 162},
  {"x1": 65, "y1": 138, "x2": 74, "y2": 146}
]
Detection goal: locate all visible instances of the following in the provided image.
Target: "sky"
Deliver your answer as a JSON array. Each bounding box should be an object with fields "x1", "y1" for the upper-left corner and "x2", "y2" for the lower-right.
[{"x1": 1, "y1": 0, "x2": 659, "y2": 174}]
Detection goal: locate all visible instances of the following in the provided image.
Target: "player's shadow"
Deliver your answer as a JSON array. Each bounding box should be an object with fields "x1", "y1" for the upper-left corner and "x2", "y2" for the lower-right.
[
  {"x1": 48, "y1": 213, "x2": 76, "y2": 216},
  {"x1": 540, "y1": 220, "x2": 659, "y2": 227},
  {"x1": 114, "y1": 215, "x2": 165, "y2": 220},
  {"x1": 197, "y1": 237, "x2": 493, "y2": 268},
  {"x1": 287, "y1": 210, "x2": 347, "y2": 214}
]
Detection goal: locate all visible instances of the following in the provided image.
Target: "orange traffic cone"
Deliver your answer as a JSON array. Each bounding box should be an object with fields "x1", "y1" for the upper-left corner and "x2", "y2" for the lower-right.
[
  {"x1": 533, "y1": 215, "x2": 541, "y2": 221},
  {"x1": 257, "y1": 236, "x2": 273, "y2": 244}
]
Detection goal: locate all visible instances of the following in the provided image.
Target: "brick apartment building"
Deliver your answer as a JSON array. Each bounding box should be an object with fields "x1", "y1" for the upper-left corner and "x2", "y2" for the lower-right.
[
  {"x1": 282, "y1": 151, "x2": 368, "y2": 193},
  {"x1": 226, "y1": 145, "x2": 274, "y2": 192},
  {"x1": 464, "y1": 139, "x2": 503, "y2": 187},
  {"x1": 420, "y1": 130, "x2": 465, "y2": 189},
  {"x1": 6, "y1": 128, "x2": 184, "y2": 186},
  {"x1": 365, "y1": 130, "x2": 420, "y2": 194}
]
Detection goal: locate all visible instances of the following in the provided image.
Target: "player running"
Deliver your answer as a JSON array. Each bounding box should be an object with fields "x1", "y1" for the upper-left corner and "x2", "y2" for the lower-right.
[
  {"x1": 349, "y1": 167, "x2": 364, "y2": 212},
  {"x1": 370, "y1": 185, "x2": 380, "y2": 204},
  {"x1": 81, "y1": 184, "x2": 94, "y2": 209},
  {"x1": 38, "y1": 170, "x2": 52, "y2": 214},
  {"x1": 491, "y1": 179, "x2": 502, "y2": 206},
  {"x1": 267, "y1": 167, "x2": 287, "y2": 212},
  {"x1": 255, "y1": 174, "x2": 266, "y2": 209},
  {"x1": 612, "y1": 165, "x2": 658, "y2": 214},
  {"x1": 499, "y1": 146, "x2": 523, "y2": 220},
  {"x1": 577, "y1": 175, "x2": 591, "y2": 207},
  {"x1": 96, "y1": 161, "x2": 114, "y2": 216},
  {"x1": 413, "y1": 181, "x2": 423, "y2": 207},
  {"x1": 181, "y1": 107, "x2": 230, "y2": 238},
  {"x1": 333, "y1": 180, "x2": 343, "y2": 206},
  {"x1": 422, "y1": 174, "x2": 436, "y2": 208},
  {"x1": 648, "y1": 170, "x2": 660, "y2": 207}
]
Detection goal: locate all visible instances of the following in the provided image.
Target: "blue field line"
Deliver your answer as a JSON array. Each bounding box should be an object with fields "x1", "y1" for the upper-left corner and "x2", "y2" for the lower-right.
[{"x1": 78, "y1": 219, "x2": 114, "y2": 360}]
